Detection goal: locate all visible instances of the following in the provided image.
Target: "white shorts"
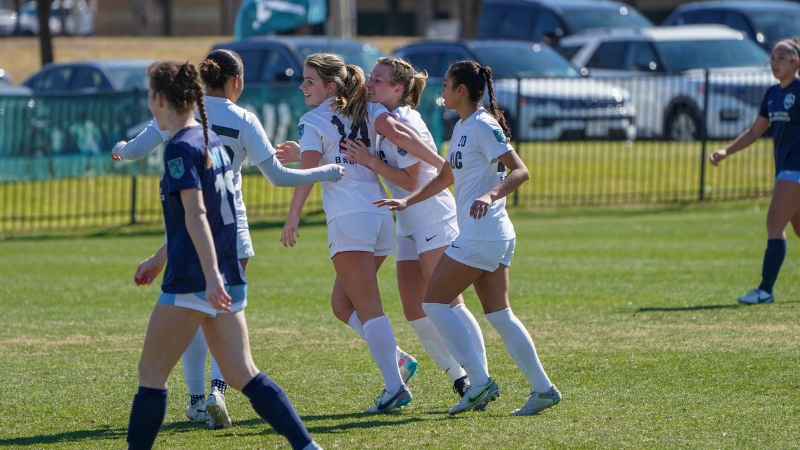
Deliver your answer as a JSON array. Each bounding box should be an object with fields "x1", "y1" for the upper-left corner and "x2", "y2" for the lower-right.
[
  {"x1": 327, "y1": 213, "x2": 395, "y2": 258},
  {"x1": 445, "y1": 237, "x2": 515, "y2": 272},
  {"x1": 396, "y1": 218, "x2": 460, "y2": 261},
  {"x1": 157, "y1": 284, "x2": 247, "y2": 316},
  {"x1": 776, "y1": 170, "x2": 800, "y2": 185},
  {"x1": 236, "y1": 226, "x2": 255, "y2": 259}
]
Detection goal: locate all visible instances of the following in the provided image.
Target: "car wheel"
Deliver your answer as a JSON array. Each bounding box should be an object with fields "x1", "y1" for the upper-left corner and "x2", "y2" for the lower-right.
[{"x1": 666, "y1": 105, "x2": 699, "y2": 142}]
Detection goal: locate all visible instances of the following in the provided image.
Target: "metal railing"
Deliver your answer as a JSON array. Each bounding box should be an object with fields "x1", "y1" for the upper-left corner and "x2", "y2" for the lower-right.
[{"x1": 0, "y1": 70, "x2": 777, "y2": 233}]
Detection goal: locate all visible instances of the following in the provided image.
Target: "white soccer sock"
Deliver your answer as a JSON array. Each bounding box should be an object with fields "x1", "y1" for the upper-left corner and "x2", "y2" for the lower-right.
[
  {"x1": 409, "y1": 316, "x2": 465, "y2": 382},
  {"x1": 182, "y1": 327, "x2": 208, "y2": 396},
  {"x1": 451, "y1": 303, "x2": 488, "y2": 373},
  {"x1": 210, "y1": 355, "x2": 223, "y2": 382},
  {"x1": 363, "y1": 316, "x2": 405, "y2": 393},
  {"x1": 347, "y1": 311, "x2": 366, "y2": 340},
  {"x1": 485, "y1": 308, "x2": 552, "y2": 392},
  {"x1": 423, "y1": 302, "x2": 490, "y2": 386}
]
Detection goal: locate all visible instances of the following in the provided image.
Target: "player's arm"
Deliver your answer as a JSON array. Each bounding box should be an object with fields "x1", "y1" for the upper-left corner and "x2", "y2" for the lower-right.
[
  {"x1": 709, "y1": 116, "x2": 769, "y2": 166},
  {"x1": 376, "y1": 162, "x2": 453, "y2": 211},
  {"x1": 111, "y1": 120, "x2": 167, "y2": 161},
  {"x1": 471, "y1": 150, "x2": 528, "y2": 220},
  {"x1": 180, "y1": 188, "x2": 231, "y2": 310},
  {"x1": 280, "y1": 149, "x2": 322, "y2": 248},
  {"x1": 374, "y1": 112, "x2": 445, "y2": 170},
  {"x1": 340, "y1": 138, "x2": 420, "y2": 191}
]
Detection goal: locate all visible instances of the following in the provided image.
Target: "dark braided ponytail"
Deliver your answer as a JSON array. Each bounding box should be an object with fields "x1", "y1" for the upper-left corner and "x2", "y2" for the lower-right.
[
  {"x1": 447, "y1": 60, "x2": 512, "y2": 140},
  {"x1": 148, "y1": 61, "x2": 211, "y2": 167}
]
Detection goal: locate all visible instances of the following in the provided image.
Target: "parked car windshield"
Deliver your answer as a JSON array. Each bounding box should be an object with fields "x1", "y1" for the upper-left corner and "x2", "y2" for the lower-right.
[
  {"x1": 566, "y1": 8, "x2": 652, "y2": 32},
  {"x1": 106, "y1": 67, "x2": 149, "y2": 90},
  {"x1": 295, "y1": 44, "x2": 385, "y2": 71},
  {"x1": 656, "y1": 38, "x2": 768, "y2": 72},
  {"x1": 749, "y1": 11, "x2": 800, "y2": 47},
  {"x1": 470, "y1": 44, "x2": 581, "y2": 78}
]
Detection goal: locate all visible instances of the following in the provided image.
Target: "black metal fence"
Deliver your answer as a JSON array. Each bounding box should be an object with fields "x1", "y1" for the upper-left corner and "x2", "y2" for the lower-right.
[{"x1": 0, "y1": 69, "x2": 777, "y2": 233}]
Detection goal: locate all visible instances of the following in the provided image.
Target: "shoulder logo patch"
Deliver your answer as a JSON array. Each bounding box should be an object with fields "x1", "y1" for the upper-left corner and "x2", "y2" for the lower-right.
[
  {"x1": 297, "y1": 124, "x2": 305, "y2": 140},
  {"x1": 167, "y1": 158, "x2": 184, "y2": 179},
  {"x1": 492, "y1": 129, "x2": 506, "y2": 143},
  {"x1": 397, "y1": 147, "x2": 408, "y2": 156},
  {"x1": 785, "y1": 93, "x2": 795, "y2": 110}
]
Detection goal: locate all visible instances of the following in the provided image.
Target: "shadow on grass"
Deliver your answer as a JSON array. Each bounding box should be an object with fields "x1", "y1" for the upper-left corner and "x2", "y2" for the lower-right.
[
  {"x1": 229, "y1": 411, "x2": 431, "y2": 436},
  {"x1": 636, "y1": 304, "x2": 740, "y2": 312},
  {"x1": 0, "y1": 426, "x2": 126, "y2": 446}
]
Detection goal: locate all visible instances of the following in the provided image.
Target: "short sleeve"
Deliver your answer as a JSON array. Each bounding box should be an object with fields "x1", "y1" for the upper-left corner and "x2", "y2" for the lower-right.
[
  {"x1": 163, "y1": 141, "x2": 202, "y2": 194},
  {"x1": 474, "y1": 118, "x2": 513, "y2": 161},
  {"x1": 243, "y1": 111, "x2": 276, "y2": 166},
  {"x1": 297, "y1": 116, "x2": 323, "y2": 154}
]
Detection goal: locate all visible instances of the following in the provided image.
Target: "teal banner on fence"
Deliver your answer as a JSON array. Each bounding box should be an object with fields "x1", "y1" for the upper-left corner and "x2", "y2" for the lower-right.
[{"x1": 0, "y1": 84, "x2": 447, "y2": 182}]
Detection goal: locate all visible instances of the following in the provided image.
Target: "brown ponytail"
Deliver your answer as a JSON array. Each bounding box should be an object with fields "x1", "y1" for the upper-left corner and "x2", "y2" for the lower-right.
[
  {"x1": 304, "y1": 53, "x2": 368, "y2": 125},
  {"x1": 375, "y1": 56, "x2": 428, "y2": 109},
  {"x1": 148, "y1": 61, "x2": 211, "y2": 167},
  {"x1": 448, "y1": 60, "x2": 512, "y2": 140}
]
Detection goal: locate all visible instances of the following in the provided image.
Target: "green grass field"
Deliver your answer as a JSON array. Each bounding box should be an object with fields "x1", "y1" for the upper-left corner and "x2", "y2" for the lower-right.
[{"x1": 2, "y1": 200, "x2": 800, "y2": 449}]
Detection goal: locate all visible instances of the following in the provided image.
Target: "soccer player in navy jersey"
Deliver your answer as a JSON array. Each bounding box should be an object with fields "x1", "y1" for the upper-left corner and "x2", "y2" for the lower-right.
[
  {"x1": 376, "y1": 60, "x2": 560, "y2": 416},
  {"x1": 710, "y1": 38, "x2": 800, "y2": 305},
  {"x1": 116, "y1": 49, "x2": 342, "y2": 429},
  {"x1": 125, "y1": 60, "x2": 321, "y2": 450}
]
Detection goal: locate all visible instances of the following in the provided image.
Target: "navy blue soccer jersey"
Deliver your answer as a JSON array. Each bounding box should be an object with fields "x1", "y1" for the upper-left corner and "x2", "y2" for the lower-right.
[
  {"x1": 759, "y1": 78, "x2": 800, "y2": 174},
  {"x1": 160, "y1": 125, "x2": 245, "y2": 294}
]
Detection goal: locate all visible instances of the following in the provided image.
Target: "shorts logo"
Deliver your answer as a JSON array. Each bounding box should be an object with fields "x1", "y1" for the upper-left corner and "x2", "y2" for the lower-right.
[
  {"x1": 785, "y1": 93, "x2": 795, "y2": 110},
  {"x1": 492, "y1": 129, "x2": 506, "y2": 143},
  {"x1": 397, "y1": 147, "x2": 408, "y2": 156},
  {"x1": 167, "y1": 158, "x2": 184, "y2": 179},
  {"x1": 297, "y1": 124, "x2": 305, "y2": 140}
]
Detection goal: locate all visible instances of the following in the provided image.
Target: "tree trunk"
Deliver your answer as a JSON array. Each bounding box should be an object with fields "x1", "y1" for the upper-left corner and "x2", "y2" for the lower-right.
[
  {"x1": 38, "y1": 0, "x2": 54, "y2": 65},
  {"x1": 329, "y1": 0, "x2": 356, "y2": 39},
  {"x1": 415, "y1": 0, "x2": 433, "y2": 37},
  {"x1": 132, "y1": 0, "x2": 148, "y2": 35},
  {"x1": 158, "y1": 0, "x2": 172, "y2": 36},
  {"x1": 12, "y1": 0, "x2": 21, "y2": 35},
  {"x1": 459, "y1": 0, "x2": 481, "y2": 39}
]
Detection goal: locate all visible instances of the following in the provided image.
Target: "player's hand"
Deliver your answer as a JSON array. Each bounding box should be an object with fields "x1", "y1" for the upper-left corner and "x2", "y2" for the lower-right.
[
  {"x1": 470, "y1": 195, "x2": 493, "y2": 219},
  {"x1": 134, "y1": 255, "x2": 165, "y2": 285},
  {"x1": 205, "y1": 273, "x2": 232, "y2": 311},
  {"x1": 374, "y1": 198, "x2": 408, "y2": 212},
  {"x1": 276, "y1": 141, "x2": 301, "y2": 163},
  {"x1": 111, "y1": 141, "x2": 126, "y2": 161},
  {"x1": 709, "y1": 149, "x2": 727, "y2": 166},
  {"x1": 340, "y1": 138, "x2": 374, "y2": 167},
  {"x1": 281, "y1": 215, "x2": 301, "y2": 248}
]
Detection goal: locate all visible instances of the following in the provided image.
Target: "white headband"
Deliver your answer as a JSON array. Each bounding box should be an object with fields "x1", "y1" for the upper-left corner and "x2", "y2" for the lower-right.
[{"x1": 776, "y1": 41, "x2": 799, "y2": 56}]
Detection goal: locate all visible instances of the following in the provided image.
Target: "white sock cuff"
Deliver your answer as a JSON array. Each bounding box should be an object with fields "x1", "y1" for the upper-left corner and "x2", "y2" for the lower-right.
[
  {"x1": 363, "y1": 315, "x2": 388, "y2": 332},
  {"x1": 485, "y1": 307, "x2": 513, "y2": 324},
  {"x1": 422, "y1": 302, "x2": 451, "y2": 313},
  {"x1": 347, "y1": 311, "x2": 360, "y2": 329}
]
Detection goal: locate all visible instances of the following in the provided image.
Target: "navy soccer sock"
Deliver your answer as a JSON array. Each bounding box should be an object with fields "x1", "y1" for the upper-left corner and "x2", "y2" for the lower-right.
[
  {"x1": 242, "y1": 372, "x2": 313, "y2": 450},
  {"x1": 758, "y1": 238, "x2": 787, "y2": 294},
  {"x1": 127, "y1": 386, "x2": 168, "y2": 450}
]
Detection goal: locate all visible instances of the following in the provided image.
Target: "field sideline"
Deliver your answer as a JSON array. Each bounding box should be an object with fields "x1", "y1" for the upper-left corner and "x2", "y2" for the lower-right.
[{"x1": 2, "y1": 200, "x2": 799, "y2": 449}]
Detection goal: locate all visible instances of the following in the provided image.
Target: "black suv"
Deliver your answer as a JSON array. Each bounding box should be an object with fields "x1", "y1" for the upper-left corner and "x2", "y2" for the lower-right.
[
  {"x1": 477, "y1": 0, "x2": 652, "y2": 43},
  {"x1": 211, "y1": 36, "x2": 385, "y2": 84}
]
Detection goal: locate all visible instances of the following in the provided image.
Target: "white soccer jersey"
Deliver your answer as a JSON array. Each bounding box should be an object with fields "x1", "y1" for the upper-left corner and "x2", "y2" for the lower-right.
[
  {"x1": 297, "y1": 98, "x2": 391, "y2": 221},
  {"x1": 378, "y1": 105, "x2": 456, "y2": 237},
  {"x1": 142, "y1": 96, "x2": 276, "y2": 232},
  {"x1": 447, "y1": 108, "x2": 515, "y2": 241}
]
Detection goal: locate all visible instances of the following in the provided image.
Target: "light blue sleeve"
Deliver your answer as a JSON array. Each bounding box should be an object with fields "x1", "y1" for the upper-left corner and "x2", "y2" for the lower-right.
[
  {"x1": 255, "y1": 155, "x2": 344, "y2": 187},
  {"x1": 111, "y1": 119, "x2": 168, "y2": 160}
]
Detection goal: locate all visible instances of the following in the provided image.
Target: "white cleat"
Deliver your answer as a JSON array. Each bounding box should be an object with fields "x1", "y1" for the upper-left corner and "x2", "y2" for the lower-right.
[
  {"x1": 737, "y1": 288, "x2": 774, "y2": 305},
  {"x1": 206, "y1": 387, "x2": 232, "y2": 429},
  {"x1": 449, "y1": 378, "x2": 499, "y2": 415},
  {"x1": 185, "y1": 396, "x2": 208, "y2": 423},
  {"x1": 398, "y1": 351, "x2": 418, "y2": 384},
  {"x1": 511, "y1": 385, "x2": 562, "y2": 416}
]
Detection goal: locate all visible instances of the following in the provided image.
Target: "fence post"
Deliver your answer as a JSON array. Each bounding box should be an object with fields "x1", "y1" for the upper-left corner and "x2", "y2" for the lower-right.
[
  {"x1": 699, "y1": 69, "x2": 710, "y2": 201},
  {"x1": 513, "y1": 77, "x2": 521, "y2": 206},
  {"x1": 130, "y1": 175, "x2": 137, "y2": 225}
]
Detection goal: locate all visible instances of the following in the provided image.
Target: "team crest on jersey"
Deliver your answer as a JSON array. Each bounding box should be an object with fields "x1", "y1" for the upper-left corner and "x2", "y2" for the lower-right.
[
  {"x1": 492, "y1": 129, "x2": 506, "y2": 143},
  {"x1": 397, "y1": 147, "x2": 408, "y2": 156},
  {"x1": 167, "y1": 158, "x2": 184, "y2": 179},
  {"x1": 297, "y1": 124, "x2": 305, "y2": 140},
  {"x1": 785, "y1": 93, "x2": 796, "y2": 110}
]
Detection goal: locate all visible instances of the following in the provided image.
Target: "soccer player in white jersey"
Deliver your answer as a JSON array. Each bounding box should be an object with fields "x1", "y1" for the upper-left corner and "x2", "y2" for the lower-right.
[
  {"x1": 376, "y1": 60, "x2": 560, "y2": 416},
  {"x1": 278, "y1": 53, "x2": 448, "y2": 413},
  {"x1": 337, "y1": 56, "x2": 487, "y2": 398},
  {"x1": 113, "y1": 49, "x2": 343, "y2": 429}
]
